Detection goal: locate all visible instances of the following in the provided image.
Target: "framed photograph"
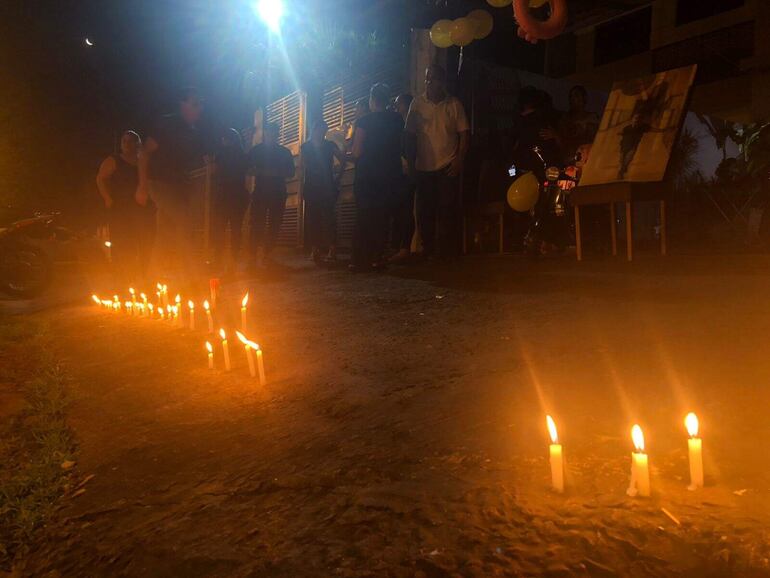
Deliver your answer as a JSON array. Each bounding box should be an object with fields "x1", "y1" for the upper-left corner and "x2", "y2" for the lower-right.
[{"x1": 579, "y1": 64, "x2": 697, "y2": 186}]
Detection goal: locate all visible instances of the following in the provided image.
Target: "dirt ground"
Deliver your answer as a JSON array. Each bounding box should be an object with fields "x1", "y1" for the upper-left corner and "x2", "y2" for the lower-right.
[{"x1": 12, "y1": 252, "x2": 770, "y2": 577}]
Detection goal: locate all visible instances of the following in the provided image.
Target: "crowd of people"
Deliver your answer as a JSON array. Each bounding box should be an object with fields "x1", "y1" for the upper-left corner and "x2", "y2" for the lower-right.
[{"x1": 95, "y1": 64, "x2": 598, "y2": 292}]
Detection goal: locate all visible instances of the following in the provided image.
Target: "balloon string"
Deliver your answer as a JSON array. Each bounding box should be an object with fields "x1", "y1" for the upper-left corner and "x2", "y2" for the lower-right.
[{"x1": 458, "y1": 45, "x2": 464, "y2": 75}]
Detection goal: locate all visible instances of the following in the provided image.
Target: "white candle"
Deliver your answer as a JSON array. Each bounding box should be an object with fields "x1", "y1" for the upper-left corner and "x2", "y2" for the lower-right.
[
  {"x1": 91, "y1": 295, "x2": 101, "y2": 306},
  {"x1": 240, "y1": 292, "x2": 249, "y2": 332},
  {"x1": 125, "y1": 301, "x2": 132, "y2": 315},
  {"x1": 148, "y1": 303, "x2": 154, "y2": 318},
  {"x1": 236, "y1": 331, "x2": 256, "y2": 377},
  {"x1": 256, "y1": 346, "x2": 266, "y2": 386},
  {"x1": 140, "y1": 293, "x2": 148, "y2": 316},
  {"x1": 685, "y1": 412, "x2": 704, "y2": 489},
  {"x1": 188, "y1": 300, "x2": 195, "y2": 330},
  {"x1": 219, "y1": 329, "x2": 231, "y2": 371},
  {"x1": 158, "y1": 307, "x2": 165, "y2": 320},
  {"x1": 174, "y1": 295, "x2": 182, "y2": 327},
  {"x1": 546, "y1": 415, "x2": 564, "y2": 493},
  {"x1": 204, "y1": 300, "x2": 213, "y2": 333},
  {"x1": 129, "y1": 287, "x2": 136, "y2": 311},
  {"x1": 205, "y1": 341, "x2": 214, "y2": 370},
  {"x1": 628, "y1": 424, "x2": 651, "y2": 497}
]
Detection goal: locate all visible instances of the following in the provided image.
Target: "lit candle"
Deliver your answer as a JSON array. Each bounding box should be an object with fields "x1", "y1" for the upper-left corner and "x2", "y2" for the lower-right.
[
  {"x1": 241, "y1": 292, "x2": 249, "y2": 332},
  {"x1": 174, "y1": 295, "x2": 181, "y2": 327},
  {"x1": 685, "y1": 412, "x2": 704, "y2": 490},
  {"x1": 101, "y1": 299, "x2": 112, "y2": 309},
  {"x1": 205, "y1": 341, "x2": 214, "y2": 370},
  {"x1": 546, "y1": 415, "x2": 564, "y2": 493},
  {"x1": 158, "y1": 306, "x2": 165, "y2": 320},
  {"x1": 188, "y1": 300, "x2": 195, "y2": 331},
  {"x1": 140, "y1": 292, "x2": 148, "y2": 316},
  {"x1": 204, "y1": 300, "x2": 213, "y2": 333},
  {"x1": 162, "y1": 284, "x2": 169, "y2": 308},
  {"x1": 125, "y1": 301, "x2": 133, "y2": 316},
  {"x1": 628, "y1": 424, "x2": 651, "y2": 498},
  {"x1": 148, "y1": 303, "x2": 154, "y2": 318},
  {"x1": 219, "y1": 329, "x2": 231, "y2": 371},
  {"x1": 136, "y1": 303, "x2": 145, "y2": 317},
  {"x1": 166, "y1": 305, "x2": 173, "y2": 323},
  {"x1": 236, "y1": 330, "x2": 256, "y2": 378},
  {"x1": 129, "y1": 287, "x2": 137, "y2": 311},
  {"x1": 91, "y1": 294, "x2": 101, "y2": 306},
  {"x1": 113, "y1": 295, "x2": 120, "y2": 312},
  {"x1": 256, "y1": 347, "x2": 266, "y2": 386}
]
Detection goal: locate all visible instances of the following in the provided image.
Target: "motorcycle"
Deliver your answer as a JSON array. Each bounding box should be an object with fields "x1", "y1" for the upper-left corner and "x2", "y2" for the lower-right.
[
  {"x1": 0, "y1": 212, "x2": 106, "y2": 298},
  {"x1": 507, "y1": 146, "x2": 580, "y2": 256}
]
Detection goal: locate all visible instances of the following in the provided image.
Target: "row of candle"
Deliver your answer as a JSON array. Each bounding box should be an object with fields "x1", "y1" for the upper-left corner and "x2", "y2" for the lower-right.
[
  {"x1": 91, "y1": 285, "x2": 265, "y2": 385},
  {"x1": 546, "y1": 413, "x2": 704, "y2": 496}
]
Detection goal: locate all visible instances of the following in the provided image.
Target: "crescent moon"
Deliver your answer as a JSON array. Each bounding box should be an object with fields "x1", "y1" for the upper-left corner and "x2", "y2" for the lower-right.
[{"x1": 85, "y1": 38, "x2": 94, "y2": 46}]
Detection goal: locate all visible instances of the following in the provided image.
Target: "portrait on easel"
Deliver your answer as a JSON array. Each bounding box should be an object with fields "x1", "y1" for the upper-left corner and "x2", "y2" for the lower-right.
[{"x1": 580, "y1": 64, "x2": 697, "y2": 186}]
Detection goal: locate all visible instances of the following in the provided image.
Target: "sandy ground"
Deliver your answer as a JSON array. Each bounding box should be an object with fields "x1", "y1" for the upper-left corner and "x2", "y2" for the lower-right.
[{"x1": 13, "y1": 252, "x2": 770, "y2": 577}]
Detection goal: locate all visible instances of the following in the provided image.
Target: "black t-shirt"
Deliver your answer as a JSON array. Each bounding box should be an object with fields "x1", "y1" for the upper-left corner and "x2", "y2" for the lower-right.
[
  {"x1": 355, "y1": 111, "x2": 403, "y2": 184},
  {"x1": 108, "y1": 154, "x2": 139, "y2": 205},
  {"x1": 512, "y1": 109, "x2": 561, "y2": 169},
  {"x1": 247, "y1": 142, "x2": 295, "y2": 198},
  {"x1": 215, "y1": 144, "x2": 247, "y2": 195},
  {"x1": 148, "y1": 114, "x2": 205, "y2": 183},
  {"x1": 301, "y1": 140, "x2": 338, "y2": 202}
]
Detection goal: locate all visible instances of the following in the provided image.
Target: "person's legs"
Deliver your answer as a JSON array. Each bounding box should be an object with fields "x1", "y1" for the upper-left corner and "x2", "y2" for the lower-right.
[
  {"x1": 264, "y1": 195, "x2": 287, "y2": 255},
  {"x1": 249, "y1": 195, "x2": 268, "y2": 260},
  {"x1": 415, "y1": 171, "x2": 438, "y2": 257},
  {"x1": 151, "y1": 180, "x2": 199, "y2": 290},
  {"x1": 322, "y1": 198, "x2": 337, "y2": 256},
  {"x1": 398, "y1": 179, "x2": 416, "y2": 252},
  {"x1": 107, "y1": 208, "x2": 133, "y2": 288},
  {"x1": 228, "y1": 197, "x2": 247, "y2": 267},
  {"x1": 436, "y1": 170, "x2": 462, "y2": 259},
  {"x1": 304, "y1": 199, "x2": 321, "y2": 253}
]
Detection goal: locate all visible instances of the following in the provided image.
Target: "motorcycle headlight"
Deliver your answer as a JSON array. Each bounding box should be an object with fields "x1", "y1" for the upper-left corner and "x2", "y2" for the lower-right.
[{"x1": 546, "y1": 166, "x2": 560, "y2": 181}]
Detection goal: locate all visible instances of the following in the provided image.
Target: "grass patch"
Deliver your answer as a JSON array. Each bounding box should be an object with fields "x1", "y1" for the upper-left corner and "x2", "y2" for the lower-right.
[{"x1": 0, "y1": 315, "x2": 76, "y2": 569}]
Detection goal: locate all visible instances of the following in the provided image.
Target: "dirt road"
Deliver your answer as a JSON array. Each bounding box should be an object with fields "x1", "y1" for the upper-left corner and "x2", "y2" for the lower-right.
[{"x1": 17, "y1": 254, "x2": 770, "y2": 577}]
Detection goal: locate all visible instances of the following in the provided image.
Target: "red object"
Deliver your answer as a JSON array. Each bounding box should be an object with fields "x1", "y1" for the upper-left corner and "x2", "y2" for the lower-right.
[{"x1": 513, "y1": 0, "x2": 568, "y2": 43}]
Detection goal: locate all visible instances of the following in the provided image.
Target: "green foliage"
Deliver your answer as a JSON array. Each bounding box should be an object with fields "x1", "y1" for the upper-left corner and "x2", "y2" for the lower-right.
[{"x1": 0, "y1": 317, "x2": 75, "y2": 570}]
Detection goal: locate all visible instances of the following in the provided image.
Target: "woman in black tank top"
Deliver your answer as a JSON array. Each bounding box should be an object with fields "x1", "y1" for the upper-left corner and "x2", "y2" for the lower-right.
[{"x1": 96, "y1": 130, "x2": 156, "y2": 286}]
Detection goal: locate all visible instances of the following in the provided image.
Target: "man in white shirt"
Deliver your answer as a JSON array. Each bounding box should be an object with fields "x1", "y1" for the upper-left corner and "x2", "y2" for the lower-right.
[{"x1": 405, "y1": 64, "x2": 470, "y2": 259}]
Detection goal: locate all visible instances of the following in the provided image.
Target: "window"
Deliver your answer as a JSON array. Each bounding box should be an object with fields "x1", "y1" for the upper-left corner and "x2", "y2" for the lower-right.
[
  {"x1": 594, "y1": 7, "x2": 652, "y2": 67},
  {"x1": 676, "y1": 0, "x2": 745, "y2": 26}
]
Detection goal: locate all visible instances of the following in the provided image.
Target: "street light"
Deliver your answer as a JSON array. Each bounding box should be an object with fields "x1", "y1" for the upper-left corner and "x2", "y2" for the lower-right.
[{"x1": 256, "y1": 0, "x2": 284, "y2": 33}]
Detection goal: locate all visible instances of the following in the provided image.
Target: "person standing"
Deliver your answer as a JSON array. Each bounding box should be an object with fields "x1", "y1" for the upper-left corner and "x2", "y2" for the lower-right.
[
  {"x1": 97, "y1": 130, "x2": 156, "y2": 286},
  {"x1": 405, "y1": 65, "x2": 470, "y2": 260},
  {"x1": 137, "y1": 87, "x2": 206, "y2": 290},
  {"x1": 350, "y1": 83, "x2": 404, "y2": 271},
  {"x1": 212, "y1": 128, "x2": 249, "y2": 276},
  {"x1": 390, "y1": 93, "x2": 415, "y2": 263},
  {"x1": 246, "y1": 122, "x2": 295, "y2": 267},
  {"x1": 301, "y1": 120, "x2": 345, "y2": 265}
]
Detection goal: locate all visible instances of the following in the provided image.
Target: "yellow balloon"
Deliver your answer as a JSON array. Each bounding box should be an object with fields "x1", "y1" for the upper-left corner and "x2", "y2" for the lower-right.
[
  {"x1": 467, "y1": 9, "x2": 494, "y2": 40},
  {"x1": 507, "y1": 172, "x2": 540, "y2": 212},
  {"x1": 487, "y1": 0, "x2": 512, "y2": 7},
  {"x1": 450, "y1": 17, "x2": 475, "y2": 47},
  {"x1": 430, "y1": 19, "x2": 453, "y2": 48}
]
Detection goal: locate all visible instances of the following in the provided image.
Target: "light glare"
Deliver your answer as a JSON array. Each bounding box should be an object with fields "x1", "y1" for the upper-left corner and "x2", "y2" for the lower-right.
[{"x1": 257, "y1": 0, "x2": 284, "y2": 32}]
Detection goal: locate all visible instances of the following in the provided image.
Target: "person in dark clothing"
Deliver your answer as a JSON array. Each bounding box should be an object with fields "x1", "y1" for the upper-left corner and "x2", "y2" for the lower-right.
[
  {"x1": 350, "y1": 83, "x2": 405, "y2": 271},
  {"x1": 213, "y1": 128, "x2": 249, "y2": 275},
  {"x1": 137, "y1": 87, "x2": 206, "y2": 290},
  {"x1": 389, "y1": 93, "x2": 415, "y2": 263},
  {"x1": 97, "y1": 130, "x2": 156, "y2": 286},
  {"x1": 247, "y1": 122, "x2": 295, "y2": 266},
  {"x1": 301, "y1": 120, "x2": 345, "y2": 265},
  {"x1": 512, "y1": 86, "x2": 561, "y2": 176}
]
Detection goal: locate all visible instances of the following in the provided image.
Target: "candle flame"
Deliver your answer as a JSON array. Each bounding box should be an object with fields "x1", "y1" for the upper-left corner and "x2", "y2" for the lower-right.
[
  {"x1": 159, "y1": 308, "x2": 165, "y2": 318},
  {"x1": 631, "y1": 424, "x2": 645, "y2": 453},
  {"x1": 219, "y1": 328, "x2": 226, "y2": 340},
  {"x1": 148, "y1": 303, "x2": 154, "y2": 312},
  {"x1": 685, "y1": 412, "x2": 699, "y2": 438},
  {"x1": 104, "y1": 241, "x2": 111, "y2": 248},
  {"x1": 241, "y1": 292, "x2": 249, "y2": 308},
  {"x1": 140, "y1": 292, "x2": 146, "y2": 300},
  {"x1": 546, "y1": 415, "x2": 559, "y2": 444},
  {"x1": 91, "y1": 294, "x2": 100, "y2": 304},
  {"x1": 129, "y1": 287, "x2": 135, "y2": 296},
  {"x1": 188, "y1": 300, "x2": 194, "y2": 309},
  {"x1": 175, "y1": 294, "x2": 181, "y2": 305},
  {"x1": 235, "y1": 330, "x2": 258, "y2": 350},
  {"x1": 203, "y1": 300, "x2": 210, "y2": 311},
  {"x1": 205, "y1": 341, "x2": 213, "y2": 353},
  {"x1": 156, "y1": 282, "x2": 162, "y2": 291}
]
